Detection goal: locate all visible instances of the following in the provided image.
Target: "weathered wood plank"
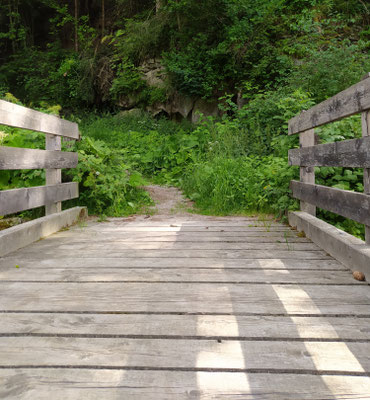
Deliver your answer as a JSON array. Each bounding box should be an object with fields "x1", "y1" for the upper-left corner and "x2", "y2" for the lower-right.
[
  {"x1": 1, "y1": 337, "x2": 370, "y2": 372},
  {"x1": 45, "y1": 134, "x2": 62, "y2": 215},
  {"x1": 2, "y1": 313, "x2": 369, "y2": 340},
  {"x1": 290, "y1": 181, "x2": 370, "y2": 226},
  {"x1": 288, "y1": 75, "x2": 370, "y2": 134},
  {"x1": 0, "y1": 282, "x2": 369, "y2": 314},
  {"x1": 0, "y1": 267, "x2": 355, "y2": 284},
  {"x1": 10, "y1": 248, "x2": 330, "y2": 259},
  {"x1": 0, "y1": 100, "x2": 79, "y2": 139},
  {"x1": 299, "y1": 129, "x2": 316, "y2": 215},
  {"x1": 79, "y1": 226, "x2": 295, "y2": 233},
  {"x1": 28, "y1": 241, "x2": 321, "y2": 251},
  {"x1": 0, "y1": 147, "x2": 78, "y2": 170},
  {"x1": 362, "y1": 110, "x2": 370, "y2": 244},
  {"x1": 0, "y1": 182, "x2": 78, "y2": 216},
  {"x1": 41, "y1": 234, "x2": 312, "y2": 243},
  {"x1": 0, "y1": 257, "x2": 345, "y2": 270},
  {"x1": 1, "y1": 370, "x2": 369, "y2": 400},
  {"x1": 289, "y1": 136, "x2": 370, "y2": 167}
]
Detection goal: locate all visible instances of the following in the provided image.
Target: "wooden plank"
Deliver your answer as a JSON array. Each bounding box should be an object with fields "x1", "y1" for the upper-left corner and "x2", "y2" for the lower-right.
[
  {"x1": 28, "y1": 241, "x2": 321, "y2": 251},
  {"x1": 1, "y1": 337, "x2": 370, "y2": 372},
  {"x1": 0, "y1": 257, "x2": 345, "y2": 270},
  {"x1": 0, "y1": 282, "x2": 369, "y2": 314},
  {"x1": 362, "y1": 110, "x2": 370, "y2": 244},
  {"x1": 11, "y1": 248, "x2": 330, "y2": 259},
  {"x1": 1, "y1": 370, "x2": 369, "y2": 400},
  {"x1": 40, "y1": 234, "x2": 312, "y2": 243},
  {"x1": 0, "y1": 100, "x2": 79, "y2": 139},
  {"x1": 0, "y1": 267, "x2": 355, "y2": 284},
  {"x1": 289, "y1": 136, "x2": 370, "y2": 167},
  {"x1": 82, "y1": 226, "x2": 294, "y2": 232},
  {"x1": 0, "y1": 182, "x2": 78, "y2": 216},
  {"x1": 288, "y1": 75, "x2": 370, "y2": 134},
  {"x1": 0, "y1": 147, "x2": 78, "y2": 170},
  {"x1": 299, "y1": 129, "x2": 316, "y2": 215},
  {"x1": 290, "y1": 181, "x2": 370, "y2": 226},
  {"x1": 1, "y1": 313, "x2": 369, "y2": 340},
  {"x1": 45, "y1": 134, "x2": 62, "y2": 215}
]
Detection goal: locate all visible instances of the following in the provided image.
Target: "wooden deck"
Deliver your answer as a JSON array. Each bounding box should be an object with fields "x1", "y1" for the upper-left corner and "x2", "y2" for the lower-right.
[{"x1": 0, "y1": 215, "x2": 370, "y2": 399}]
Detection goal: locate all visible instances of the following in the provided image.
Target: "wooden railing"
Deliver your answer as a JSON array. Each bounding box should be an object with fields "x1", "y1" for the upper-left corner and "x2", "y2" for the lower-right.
[
  {"x1": 0, "y1": 100, "x2": 79, "y2": 217},
  {"x1": 288, "y1": 73, "x2": 370, "y2": 244}
]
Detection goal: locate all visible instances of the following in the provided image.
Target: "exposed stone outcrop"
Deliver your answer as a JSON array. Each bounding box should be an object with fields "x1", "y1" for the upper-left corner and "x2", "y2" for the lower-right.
[
  {"x1": 117, "y1": 58, "x2": 223, "y2": 122},
  {"x1": 191, "y1": 98, "x2": 220, "y2": 123}
]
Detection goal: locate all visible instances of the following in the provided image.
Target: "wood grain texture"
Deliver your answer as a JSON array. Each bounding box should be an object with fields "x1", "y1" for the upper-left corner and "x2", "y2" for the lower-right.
[
  {"x1": 362, "y1": 110, "x2": 370, "y2": 244},
  {"x1": 26, "y1": 241, "x2": 321, "y2": 251},
  {"x1": 1, "y1": 370, "x2": 369, "y2": 400},
  {"x1": 288, "y1": 75, "x2": 370, "y2": 134},
  {"x1": 45, "y1": 134, "x2": 62, "y2": 215},
  {"x1": 2, "y1": 313, "x2": 369, "y2": 340},
  {"x1": 0, "y1": 257, "x2": 345, "y2": 270},
  {"x1": 289, "y1": 136, "x2": 370, "y2": 167},
  {"x1": 0, "y1": 267, "x2": 355, "y2": 284},
  {"x1": 11, "y1": 248, "x2": 330, "y2": 259},
  {"x1": 0, "y1": 147, "x2": 78, "y2": 170},
  {"x1": 0, "y1": 182, "x2": 78, "y2": 216},
  {"x1": 299, "y1": 129, "x2": 316, "y2": 215},
  {"x1": 1, "y1": 215, "x2": 369, "y2": 399},
  {"x1": 0, "y1": 100, "x2": 79, "y2": 139},
  {"x1": 1, "y1": 337, "x2": 370, "y2": 372},
  {"x1": 290, "y1": 180, "x2": 370, "y2": 226},
  {"x1": 0, "y1": 282, "x2": 369, "y2": 314}
]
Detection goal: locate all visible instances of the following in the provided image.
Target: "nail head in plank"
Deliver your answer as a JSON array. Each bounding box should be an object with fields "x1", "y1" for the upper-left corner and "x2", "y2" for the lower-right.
[{"x1": 2, "y1": 337, "x2": 370, "y2": 372}]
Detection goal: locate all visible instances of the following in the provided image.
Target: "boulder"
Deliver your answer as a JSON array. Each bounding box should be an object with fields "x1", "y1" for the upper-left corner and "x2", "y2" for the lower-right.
[
  {"x1": 117, "y1": 94, "x2": 138, "y2": 109},
  {"x1": 191, "y1": 99, "x2": 220, "y2": 123}
]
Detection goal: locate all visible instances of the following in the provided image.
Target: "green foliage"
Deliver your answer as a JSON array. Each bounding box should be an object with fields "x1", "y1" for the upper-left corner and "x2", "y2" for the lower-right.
[
  {"x1": 110, "y1": 58, "x2": 146, "y2": 99},
  {"x1": 288, "y1": 43, "x2": 370, "y2": 102},
  {"x1": 68, "y1": 136, "x2": 152, "y2": 216},
  {"x1": 182, "y1": 156, "x2": 298, "y2": 217}
]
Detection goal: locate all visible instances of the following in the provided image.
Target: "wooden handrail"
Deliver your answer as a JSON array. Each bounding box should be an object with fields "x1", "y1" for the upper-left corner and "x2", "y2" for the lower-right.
[
  {"x1": 288, "y1": 73, "x2": 370, "y2": 244},
  {"x1": 0, "y1": 101, "x2": 79, "y2": 217}
]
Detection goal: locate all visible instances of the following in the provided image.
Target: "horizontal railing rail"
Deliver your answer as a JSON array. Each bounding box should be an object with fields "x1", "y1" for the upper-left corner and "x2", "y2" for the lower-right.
[
  {"x1": 288, "y1": 73, "x2": 370, "y2": 244},
  {"x1": 0, "y1": 100, "x2": 79, "y2": 217}
]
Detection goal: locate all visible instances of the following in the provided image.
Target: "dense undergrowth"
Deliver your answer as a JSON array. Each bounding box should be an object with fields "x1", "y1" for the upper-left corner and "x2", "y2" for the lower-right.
[
  {"x1": 0, "y1": 88, "x2": 367, "y2": 238},
  {"x1": 0, "y1": 0, "x2": 369, "y2": 238}
]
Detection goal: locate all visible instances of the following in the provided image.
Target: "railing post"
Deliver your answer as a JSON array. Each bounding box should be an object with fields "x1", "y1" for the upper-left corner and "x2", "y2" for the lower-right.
[
  {"x1": 362, "y1": 110, "x2": 370, "y2": 244},
  {"x1": 45, "y1": 134, "x2": 62, "y2": 215},
  {"x1": 299, "y1": 129, "x2": 316, "y2": 216}
]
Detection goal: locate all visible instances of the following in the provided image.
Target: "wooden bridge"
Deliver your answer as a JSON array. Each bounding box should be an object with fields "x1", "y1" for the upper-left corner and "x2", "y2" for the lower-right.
[{"x1": 0, "y1": 76, "x2": 370, "y2": 399}]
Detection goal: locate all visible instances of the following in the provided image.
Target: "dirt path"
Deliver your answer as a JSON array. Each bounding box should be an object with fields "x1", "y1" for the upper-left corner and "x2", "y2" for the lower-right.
[{"x1": 143, "y1": 185, "x2": 194, "y2": 216}]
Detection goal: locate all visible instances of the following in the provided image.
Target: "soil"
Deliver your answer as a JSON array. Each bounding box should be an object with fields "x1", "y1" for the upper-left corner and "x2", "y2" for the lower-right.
[{"x1": 142, "y1": 185, "x2": 194, "y2": 216}]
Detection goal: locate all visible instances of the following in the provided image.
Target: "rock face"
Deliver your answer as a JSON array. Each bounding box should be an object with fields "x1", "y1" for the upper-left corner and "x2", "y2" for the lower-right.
[
  {"x1": 118, "y1": 58, "x2": 222, "y2": 122},
  {"x1": 140, "y1": 59, "x2": 166, "y2": 89},
  {"x1": 191, "y1": 99, "x2": 220, "y2": 123}
]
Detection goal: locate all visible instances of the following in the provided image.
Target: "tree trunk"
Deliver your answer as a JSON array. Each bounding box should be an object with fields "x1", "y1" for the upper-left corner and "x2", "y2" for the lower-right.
[
  {"x1": 74, "y1": 0, "x2": 78, "y2": 52},
  {"x1": 156, "y1": 0, "x2": 164, "y2": 13},
  {"x1": 101, "y1": 0, "x2": 105, "y2": 36}
]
